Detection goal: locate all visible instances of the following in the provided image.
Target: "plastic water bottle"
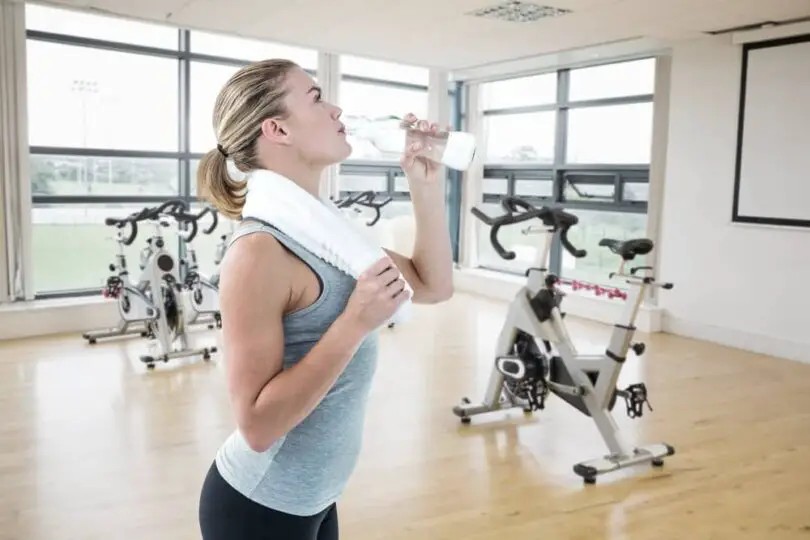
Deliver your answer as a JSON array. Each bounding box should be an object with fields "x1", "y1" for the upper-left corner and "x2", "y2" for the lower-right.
[{"x1": 346, "y1": 116, "x2": 477, "y2": 171}]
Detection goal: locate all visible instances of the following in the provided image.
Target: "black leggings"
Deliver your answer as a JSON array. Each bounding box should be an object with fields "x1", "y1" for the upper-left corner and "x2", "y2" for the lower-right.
[{"x1": 198, "y1": 461, "x2": 339, "y2": 540}]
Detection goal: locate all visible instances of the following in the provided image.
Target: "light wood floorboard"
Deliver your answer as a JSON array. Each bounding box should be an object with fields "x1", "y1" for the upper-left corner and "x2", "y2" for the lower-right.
[{"x1": 1, "y1": 292, "x2": 809, "y2": 539}]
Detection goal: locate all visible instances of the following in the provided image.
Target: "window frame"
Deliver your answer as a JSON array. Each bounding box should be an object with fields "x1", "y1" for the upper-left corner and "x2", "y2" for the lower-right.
[
  {"x1": 24, "y1": 23, "x2": 322, "y2": 299},
  {"x1": 474, "y1": 60, "x2": 654, "y2": 280}
]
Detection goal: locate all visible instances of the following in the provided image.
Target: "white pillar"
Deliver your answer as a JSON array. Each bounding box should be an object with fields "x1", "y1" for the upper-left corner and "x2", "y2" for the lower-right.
[
  {"x1": 0, "y1": 0, "x2": 32, "y2": 301},
  {"x1": 457, "y1": 82, "x2": 484, "y2": 269},
  {"x1": 318, "y1": 51, "x2": 341, "y2": 200}
]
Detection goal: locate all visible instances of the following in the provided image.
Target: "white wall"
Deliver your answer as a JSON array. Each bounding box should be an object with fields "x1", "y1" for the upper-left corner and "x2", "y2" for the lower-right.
[{"x1": 657, "y1": 35, "x2": 810, "y2": 363}]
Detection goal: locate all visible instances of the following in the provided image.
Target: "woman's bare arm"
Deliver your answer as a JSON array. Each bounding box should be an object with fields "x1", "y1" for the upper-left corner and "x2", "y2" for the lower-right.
[{"x1": 218, "y1": 233, "x2": 367, "y2": 452}]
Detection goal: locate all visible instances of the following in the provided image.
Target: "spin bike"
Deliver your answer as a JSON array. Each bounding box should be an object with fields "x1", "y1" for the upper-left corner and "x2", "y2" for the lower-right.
[
  {"x1": 452, "y1": 196, "x2": 675, "y2": 484},
  {"x1": 84, "y1": 200, "x2": 217, "y2": 369},
  {"x1": 177, "y1": 205, "x2": 222, "y2": 330}
]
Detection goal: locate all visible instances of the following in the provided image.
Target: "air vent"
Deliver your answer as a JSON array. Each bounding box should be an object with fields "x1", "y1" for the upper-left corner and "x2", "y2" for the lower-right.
[{"x1": 467, "y1": 1, "x2": 572, "y2": 23}]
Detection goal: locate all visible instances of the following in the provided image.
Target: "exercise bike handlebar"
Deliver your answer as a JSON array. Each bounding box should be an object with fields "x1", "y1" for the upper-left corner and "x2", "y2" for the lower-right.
[
  {"x1": 471, "y1": 196, "x2": 587, "y2": 260},
  {"x1": 190, "y1": 206, "x2": 219, "y2": 235},
  {"x1": 336, "y1": 190, "x2": 392, "y2": 226},
  {"x1": 103, "y1": 199, "x2": 190, "y2": 246}
]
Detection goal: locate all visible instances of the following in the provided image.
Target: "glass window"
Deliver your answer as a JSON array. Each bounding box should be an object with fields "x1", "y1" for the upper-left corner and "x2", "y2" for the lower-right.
[
  {"x1": 25, "y1": 4, "x2": 178, "y2": 49},
  {"x1": 514, "y1": 178, "x2": 553, "y2": 198},
  {"x1": 482, "y1": 176, "x2": 508, "y2": 197},
  {"x1": 568, "y1": 58, "x2": 655, "y2": 102},
  {"x1": 340, "y1": 55, "x2": 429, "y2": 86},
  {"x1": 339, "y1": 81, "x2": 428, "y2": 161},
  {"x1": 483, "y1": 112, "x2": 556, "y2": 164},
  {"x1": 475, "y1": 202, "x2": 548, "y2": 274},
  {"x1": 190, "y1": 62, "x2": 243, "y2": 153},
  {"x1": 26, "y1": 40, "x2": 179, "y2": 152},
  {"x1": 30, "y1": 154, "x2": 179, "y2": 197},
  {"x1": 623, "y1": 182, "x2": 649, "y2": 202},
  {"x1": 480, "y1": 72, "x2": 557, "y2": 110},
  {"x1": 31, "y1": 203, "x2": 181, "y2": 294},
  {"x1": 190, "y1": 31, "x2": 318, "y2": 68},
  {"x1": 339, "y1": 174, "x2": 387, "y2": 193},
  {"x1": 562, "y1": 175, "x2": 616, "y2": 202},
  {"x1": 559, "y1": 209, "x2": 648, "y2": 285},
  {"x1": 565, "y1": 102, "x2": 653, "y2": 164}
]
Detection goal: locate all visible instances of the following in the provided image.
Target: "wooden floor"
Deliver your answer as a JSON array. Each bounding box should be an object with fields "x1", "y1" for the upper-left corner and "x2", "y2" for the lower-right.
[{"x1": 1, "y1": 292, "x2": 809, "y2": 540}]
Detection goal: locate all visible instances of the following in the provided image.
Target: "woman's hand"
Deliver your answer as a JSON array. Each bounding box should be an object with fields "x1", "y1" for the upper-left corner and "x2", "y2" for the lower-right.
[{"x1": 399, "y1": 112, "x2": 451, "y2": 186}]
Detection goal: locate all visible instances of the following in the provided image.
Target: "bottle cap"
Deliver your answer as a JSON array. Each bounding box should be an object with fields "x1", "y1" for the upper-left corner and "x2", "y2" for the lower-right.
[{"x1": 442, "y1": 131, "x2": 477, "y2": 171}]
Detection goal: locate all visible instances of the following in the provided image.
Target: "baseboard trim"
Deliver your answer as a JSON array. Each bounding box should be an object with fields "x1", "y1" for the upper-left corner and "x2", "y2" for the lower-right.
[
  {"x1": 453, "y1": 267, "x2": 663, "y2": 333},
  {"x1": 663, "y1": 315, "x2": 810, "y2": 365},
  {"x1": 0, "y1": 295, "x2": 120, "y2": 340}
]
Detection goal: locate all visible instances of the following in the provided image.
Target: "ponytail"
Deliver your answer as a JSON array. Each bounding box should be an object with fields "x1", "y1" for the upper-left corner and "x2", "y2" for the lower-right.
[
  {"x1": 197, "y1": 147, "x2": 246, "y2": 220},
  {"x1": 198, "y1": 58, "x2": 298, "y2": 219}
]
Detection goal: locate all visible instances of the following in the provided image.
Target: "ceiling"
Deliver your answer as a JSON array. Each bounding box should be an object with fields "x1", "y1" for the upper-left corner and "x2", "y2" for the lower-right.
[{"x1": 24, "y1": 0, "x2": 810, "y2": 70}]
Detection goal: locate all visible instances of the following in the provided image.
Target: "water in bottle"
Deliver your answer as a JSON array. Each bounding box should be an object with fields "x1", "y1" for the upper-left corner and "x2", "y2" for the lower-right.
[{"x1": 345, "y1": 115, "x2": 477, "y2": 171}]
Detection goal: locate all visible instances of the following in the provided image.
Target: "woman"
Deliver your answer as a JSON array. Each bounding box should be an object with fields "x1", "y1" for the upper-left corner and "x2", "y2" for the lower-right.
[{"x1": 196, "y1": 58, "x2": 455, "y2": 539}]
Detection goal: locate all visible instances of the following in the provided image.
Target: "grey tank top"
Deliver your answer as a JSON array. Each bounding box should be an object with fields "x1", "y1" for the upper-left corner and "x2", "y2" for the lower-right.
[{"x1": 214, "y1": 219, "x2": 379, "y2": 517}]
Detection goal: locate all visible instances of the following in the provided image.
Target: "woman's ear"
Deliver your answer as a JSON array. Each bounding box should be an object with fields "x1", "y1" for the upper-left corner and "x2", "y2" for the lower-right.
[{"x1": 261, "y1": 117, "x2": 289, "y2": 144}]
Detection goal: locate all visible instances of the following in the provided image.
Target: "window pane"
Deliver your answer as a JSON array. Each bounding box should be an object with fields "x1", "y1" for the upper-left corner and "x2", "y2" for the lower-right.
[
  {"x1": 483, "y1": 177, "x2": 508, "y2": 197},
  {"x1": 483, "y1": 112, "x2": 556, "y2": 164},
  {"x1": 32, "y1": 203, "x2": 181, "y2": 294},
  {"x1": 190, "y1": 31, "x2": 318, "y2": 68},
  {"x1": 562, "y1": 175, "x2": 616, "y2": 202},
  {"x1": 341, "y1": 55, "x2": 428, "y2": 86},
  {"x1": 566, "y1": 102, "x2": 652, "y2": 164},
  {"x1": 515, "y1": 178, "x2": 553, "y2": 198},
  {"x1": 623, "y1": 182, "x2": 649, "y2": 202},
  {"x1": 339, "y1": 174, "x2": 387, "y2": 192},
  {"x1": 569, "y1": 58, "x2": 655, "y2": 101},
  {"x1": 340, "y1": 81, "x2": 428, "y2": 161},
  {"x1": 25, "y1": 4, "x2": 178, "y2": 49},
  {"x1": 31, "y1": 154, "x2": 178, "y2": 197},
  {"x1": 560, "y1": 209, "x2": 648, "y2": 285},
  {"x1": 26, "y1": 41, "x2": 179, "y2": 152},
  {"x1": 480, "y1": 72, "x2": 557, "y2": 110},
  {"x1": 190, "y1": 62, "x2": 242, "y2": 153},
  {"x1": 475, "y1": 202, "x2": 546, "y2": 274}
]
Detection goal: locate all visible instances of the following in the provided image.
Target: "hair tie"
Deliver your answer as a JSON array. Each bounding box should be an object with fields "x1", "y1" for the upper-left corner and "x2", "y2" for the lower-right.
[{"x1": 216, "y1": 144, "x2": 229, "y2": 158}]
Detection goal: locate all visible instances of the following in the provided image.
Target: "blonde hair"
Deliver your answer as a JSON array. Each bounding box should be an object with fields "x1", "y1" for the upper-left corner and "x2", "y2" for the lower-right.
[{"x1": 197, "y1": 58, "x2": 299, "y2": 219}]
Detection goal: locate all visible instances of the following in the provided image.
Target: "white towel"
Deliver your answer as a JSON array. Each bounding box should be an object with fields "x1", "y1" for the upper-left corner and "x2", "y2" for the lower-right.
[{"x1": 240, "y1": 168, "x2": 412, "y2": 326}]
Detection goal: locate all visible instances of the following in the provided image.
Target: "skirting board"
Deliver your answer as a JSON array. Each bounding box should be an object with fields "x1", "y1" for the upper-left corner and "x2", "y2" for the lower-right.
[
  {"x1": 0, "y1": 295, "x2": 123, "y2": 341},
  {"x1": 453, "y1": 268, "x2": 664, "y2": 333},
  {"x1": 663, "y1": 315, "x2": 810, "y2": 365}
]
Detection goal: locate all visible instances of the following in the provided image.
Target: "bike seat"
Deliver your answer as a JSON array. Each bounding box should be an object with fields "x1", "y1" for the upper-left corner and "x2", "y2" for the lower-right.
[{"x1": 598, "y1": 238, "x2": 654, "y2": 260}]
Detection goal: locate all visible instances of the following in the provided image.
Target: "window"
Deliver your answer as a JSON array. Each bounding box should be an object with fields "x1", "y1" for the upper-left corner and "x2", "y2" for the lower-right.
[
  {"x1": 338, "y1": 174, "x2": 388, "y2": 193},
  {"x1": 190, "y1": 30, "x2": 318, "y2": 68},
  {"x1": 480, "y1": 72, "x2": 557, "y2": 110},
  {"x1": 31, "y1": 203, "x2": 181, "y2": 294},
  {"x1": 514, "y1": 178, "x2": 553, "y2": 199},
  {"x1": 190, "y1": 62, "x2": 243, "y2": 153},
  {"x1": 483, "y1": 112, "x2": 556, "y2": 164},
  {"x1": 568, "y1": 58, "x2": 655, "y2": 102},
  {"x1": 339, "y1": 81, "x2": 428, "y2": 161},
  {"x1": 559, "y1": 209, "x2": 648, "y2": 286},
  {"x1": 25, "y1": 4, "x2": 178, "y2": 49},
  {"x1": 189, "y1": 158, "x2": 247, "y2": 197},
  {"x1": 26, "y1": 40, "x2": 179, "y2": 152},
  {"x1": 30, "y1": 155, "x2": 179, "y2": 197},
  {"x1": 472, "y1": 57, "x2": 655, "y2": 284},
  {"x1": 341, "y1": 55, "x2": 429, "y2": 86},
  {"x1": 566, "y1": 102, "x2": 653, "y2": 164}
]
